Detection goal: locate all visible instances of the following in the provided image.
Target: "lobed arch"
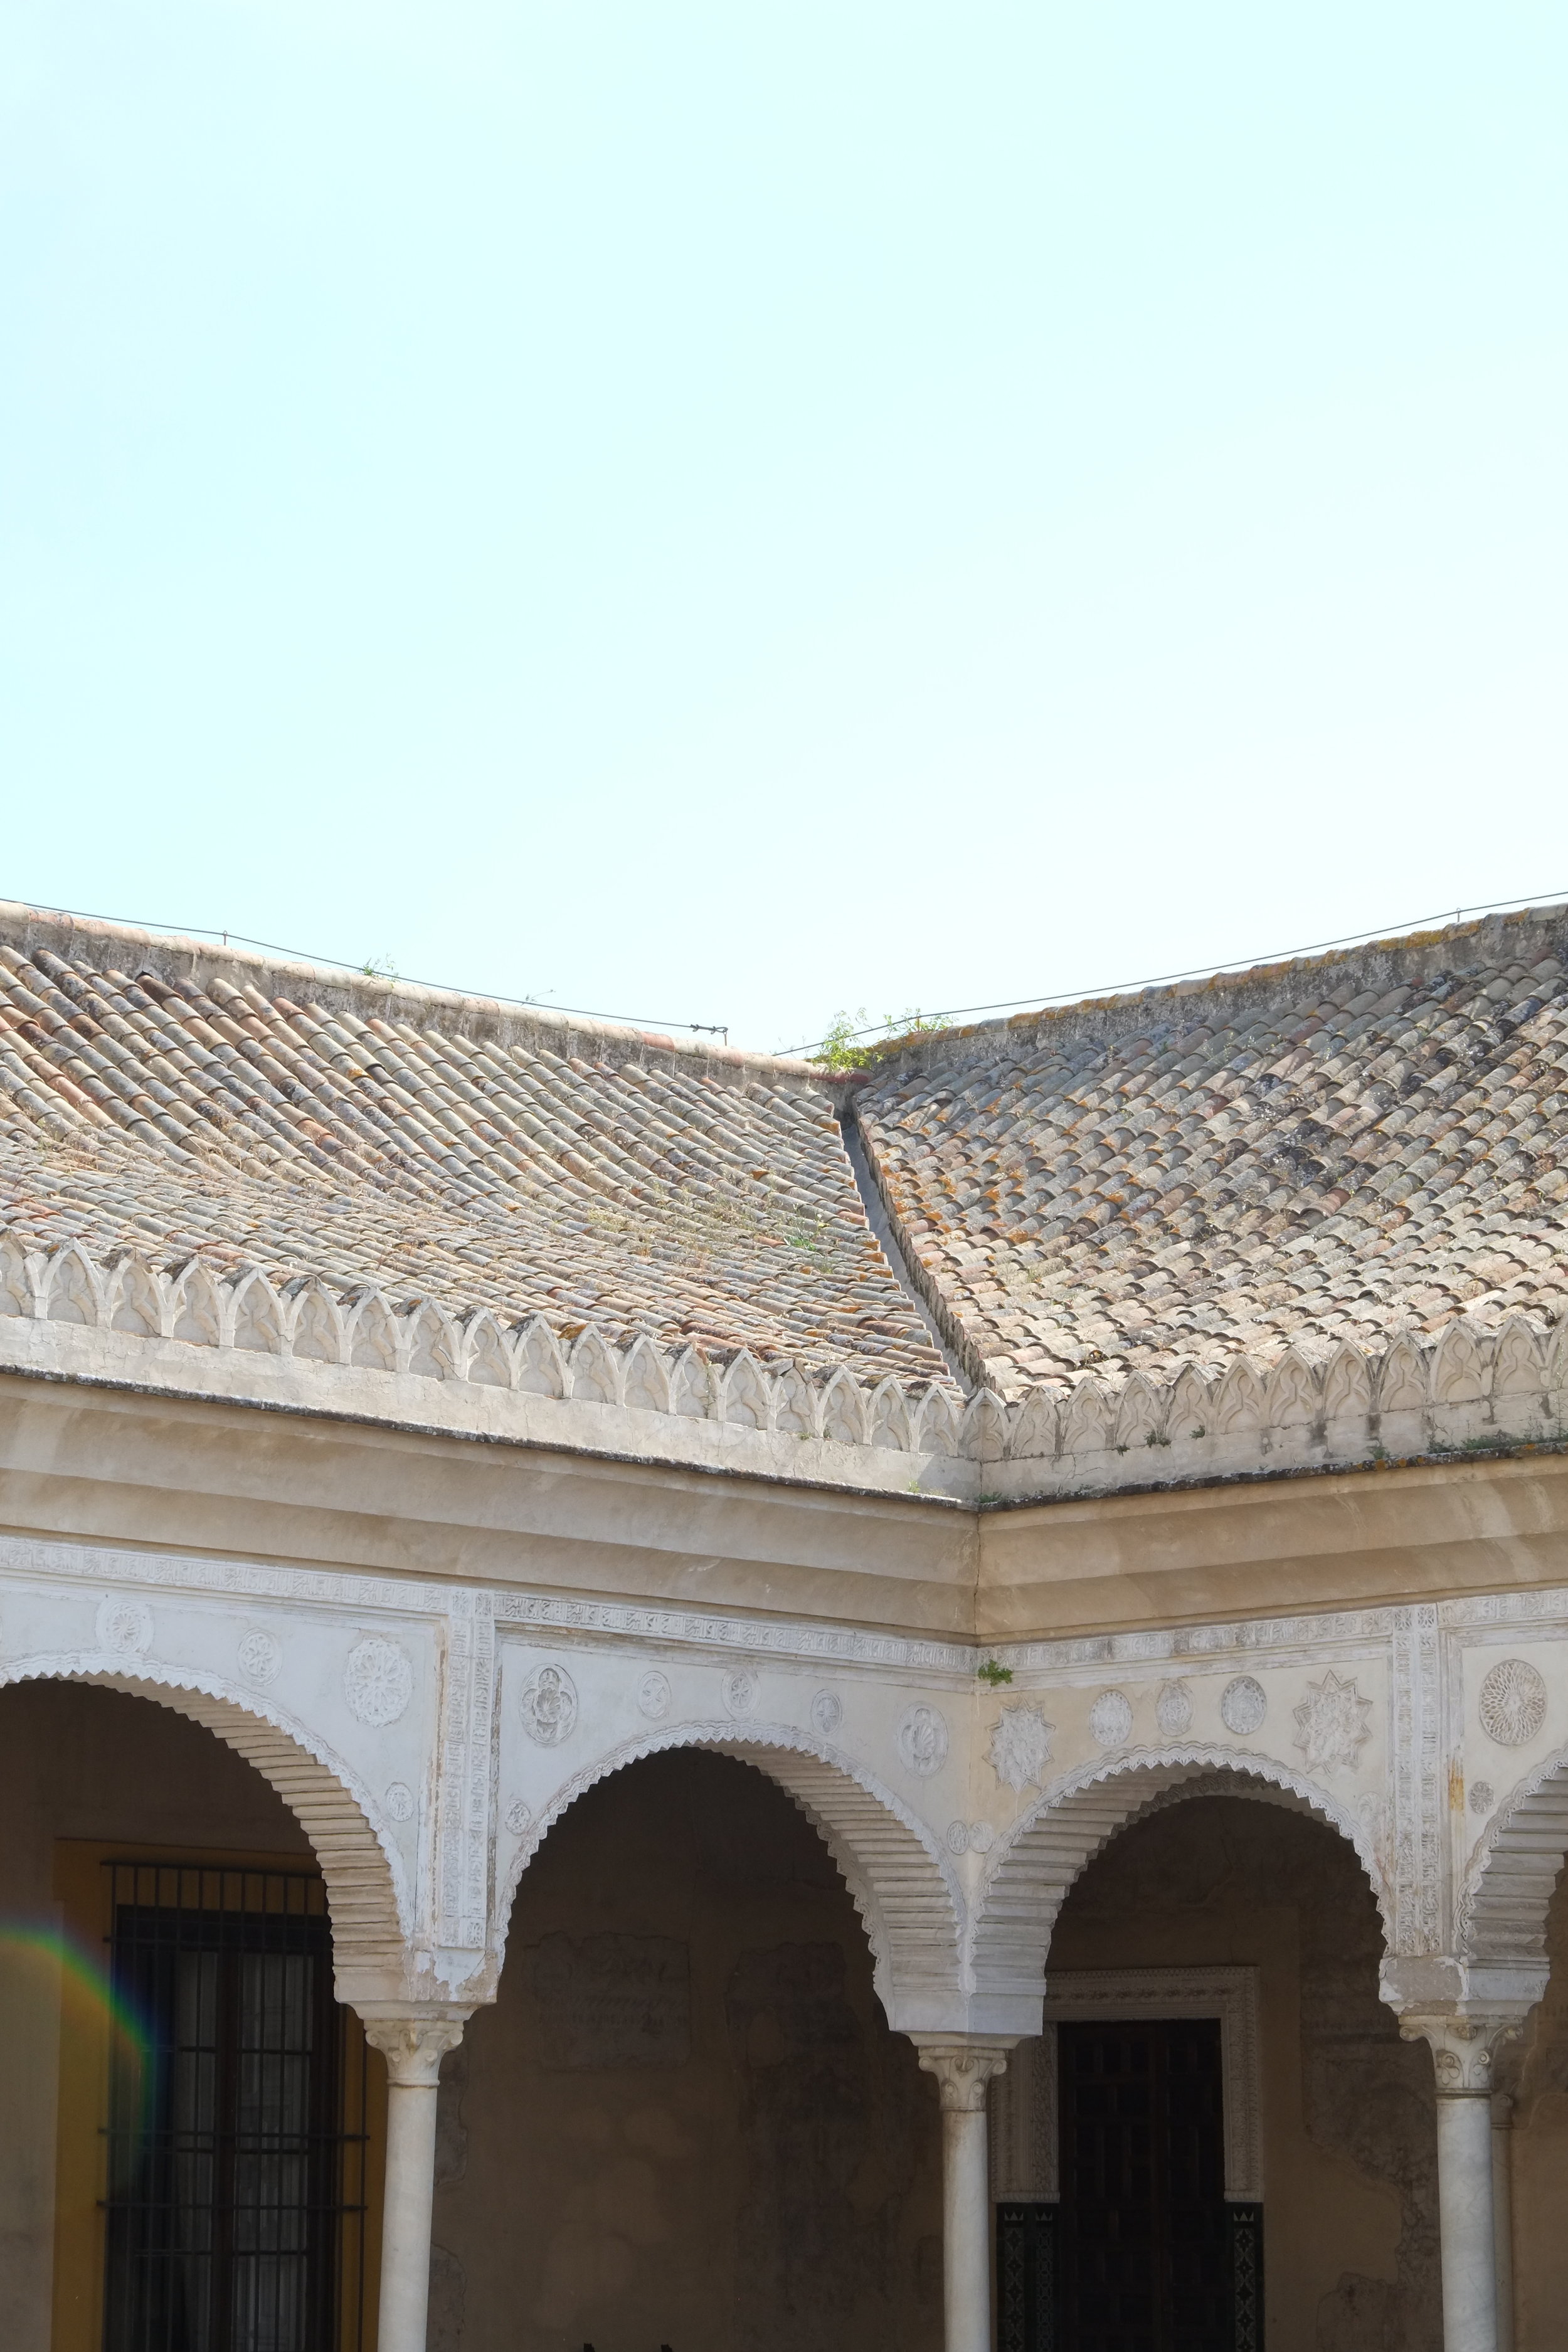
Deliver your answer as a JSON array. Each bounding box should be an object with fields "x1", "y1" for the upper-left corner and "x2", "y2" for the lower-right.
[
  {"x1": 496, "y1": 1720, "x2": 967, "y2": 2033},
  {"x1": 970, "y1": 1745, "x2": 1391, "y2": 2034},
  {"x1": 1460, "y1": 1742, "x2": 1568, "y2": 1966},
  {"x1": 2, "y1": 1658, "x2": 414, "y2": 2003}
]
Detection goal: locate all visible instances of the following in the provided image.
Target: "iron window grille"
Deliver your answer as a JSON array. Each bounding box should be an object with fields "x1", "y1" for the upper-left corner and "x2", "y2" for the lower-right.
[{"x1": 101, "y1": 1862, "x2": 368, "y2": 2352}]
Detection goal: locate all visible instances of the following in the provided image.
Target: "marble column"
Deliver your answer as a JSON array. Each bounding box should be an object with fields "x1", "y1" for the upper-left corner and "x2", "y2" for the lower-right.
[
  {"x1": 1490, "y1": 2094, "x2": 1515, "y2": 2352},
  {"x1": 913, "y1": 2038, "x2": 1015, "y2": 2352},
  {"x1": 361, "y1": 2011, "x2": 469, "y2": 2352},
  {"x1": 1397, "y1": 2012, "x2": 1523, "y2": 2352}
]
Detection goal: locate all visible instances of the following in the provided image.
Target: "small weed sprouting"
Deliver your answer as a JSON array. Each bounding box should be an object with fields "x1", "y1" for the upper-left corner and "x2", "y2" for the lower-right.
[
  {"x1": 811, "y1": 1007, "x2": 952, "y2": 1074},
  {"x1": 977, "y1": 1659, "x2": 1014, "y2": 1687}
]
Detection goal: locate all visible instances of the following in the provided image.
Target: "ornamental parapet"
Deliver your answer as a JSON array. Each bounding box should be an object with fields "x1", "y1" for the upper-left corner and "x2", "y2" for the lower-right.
[{"x1": 4, "y1": 1222, "x2": 1567, "y2": 1502}]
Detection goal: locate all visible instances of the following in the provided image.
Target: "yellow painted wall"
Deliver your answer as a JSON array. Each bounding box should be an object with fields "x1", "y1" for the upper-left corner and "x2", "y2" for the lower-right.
[{"x1": 0, "y1": 1683, "x2": 316, "y2": 2352}]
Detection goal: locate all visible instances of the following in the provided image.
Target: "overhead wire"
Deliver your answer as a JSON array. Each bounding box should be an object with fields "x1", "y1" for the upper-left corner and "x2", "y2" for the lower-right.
[
  {"x1": 780, "y1": 889, "x2": 1568, "y2": 1058},
  {"x1": 10, "y1": 898, "x2": 731, "y2": 1042}
]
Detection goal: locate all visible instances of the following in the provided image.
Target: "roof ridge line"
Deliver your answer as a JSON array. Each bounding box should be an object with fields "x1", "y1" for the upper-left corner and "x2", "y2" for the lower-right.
[
  {"x1": 858, "y1": 899, "x2": 1568, "y2": 1073},
  {"x1": 0, "y1": 900, "x2": 821, "y2": 1084}
]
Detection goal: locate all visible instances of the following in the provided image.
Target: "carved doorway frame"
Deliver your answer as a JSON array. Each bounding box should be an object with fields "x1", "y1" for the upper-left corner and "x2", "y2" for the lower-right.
[
  {"x1": 992, "y1": 1964, "x2": 1263, "y2": 2203},
  {"x1": 991, "y1": 1967, "x2": 1264, "y2": 2352}
]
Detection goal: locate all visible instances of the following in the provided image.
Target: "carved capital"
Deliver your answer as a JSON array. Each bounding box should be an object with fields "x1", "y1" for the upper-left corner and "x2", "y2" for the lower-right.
[
  {"x1": 912, "y1": 2037, "x2": 1014, "y2": 2112},
  {"x1": 1396, "y1": 2009, "x2": 1527, "y2": 2095},
  {"x1": 361, "y1": 2011, "x2": 469, "y2": 2088}
]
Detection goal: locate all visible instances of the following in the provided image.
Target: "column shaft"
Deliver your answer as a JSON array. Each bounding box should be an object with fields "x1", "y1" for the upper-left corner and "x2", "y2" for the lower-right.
[
  {"x1": 1490, "y1": 2096, "x2": 1514, "y2": 2352},
  {"x1": 941, "y1": 2104, "x2": 992, "y2": 2352},
  {"x1": 913, "y1": 2037, "x2": 1012, "y2": 2352},
  {"x1": 1436, "y1": 2094, "x2": 1498, "y2": 2352},
  {"x1": 378, "y1": 2076, "x2": 444, "y2": 2352},
  {"x1": 1391, "y1": 1992, "x2": 1534, "y2": 2352},
  {"x1": 361, "y1": 2012, "x2": 467, "y2": 2352}
]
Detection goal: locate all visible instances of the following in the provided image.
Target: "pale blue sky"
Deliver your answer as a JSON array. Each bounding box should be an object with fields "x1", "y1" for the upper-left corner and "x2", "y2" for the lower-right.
[{"x1": 4, "y1": 1, "x2": 1565, "y2": 1051}]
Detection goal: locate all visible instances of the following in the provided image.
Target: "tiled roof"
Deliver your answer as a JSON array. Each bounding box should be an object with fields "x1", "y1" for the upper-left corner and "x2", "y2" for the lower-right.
[
  {"x1": 854, "y1": 906, "x2": 1568, "y2": 1399},
  {"x1": 0, "y1": 906, "x2": 945, "y2": 1385},
  {"x1": 8, "y1": 901, "x2": 1568, "y2": 1432}
]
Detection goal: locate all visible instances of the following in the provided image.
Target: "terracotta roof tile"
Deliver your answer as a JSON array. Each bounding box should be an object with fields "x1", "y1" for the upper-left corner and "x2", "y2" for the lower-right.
[
  {"x1": 853, "y1": 906, "x2": 1568, "y2": 1397},
  {"x1": 0, "y1": 907, "x2": 945, "y2": 1385}
]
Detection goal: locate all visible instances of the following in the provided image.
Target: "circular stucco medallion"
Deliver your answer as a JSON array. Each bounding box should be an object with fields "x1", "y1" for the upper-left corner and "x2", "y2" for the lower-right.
[
  {"x1": 637, "y1": 1670, "x2": 672, "y2": 1720},
  {"x1": 1468, "y1": 1780, "x2": 1495, "y2": 1816},
  {"x1": 898, "y1": 1704, "x2": 948, "y2": 1777},
  {"x1": 1221, "y1": 1675, "x2": 1268, "y2": 1737},
  {"x1": 1156, "y1": 1680, "x2": 1192, "y2": 1737},
  {"x1": 945, "y1": 1820, "x2": 970, "y2": 1855},
  {"x1": 96, "y1": 1596, "x2": 152, "y2": 1656},
  {"x1": 519, "y1": 1662, "x2": 578, "y2": 1747},
  {"x1": 722, "y1": 1668, "x2": 758, "y2": 1719},
  {"x1": 504, "y1": 1798, "x2": 532, "y2": 1836},
  {"x1": 345, "y1": 1637, "x2": 414, "y2": 1727},
  {"x1": 1089, "y1": 1690, "x2": 1134, "y2": 1750},
  {"x1": 1480, "y1": 1658, "x2": 1547, "y2": 1748},
  {"x1": 238, "y1": 1628, "x2": 282, "y2": 1686},
  {"x1": 386, "y1": 1782, "x2": 415, "y2": 1823},
  {"x1": 810, "y1": 1690, "x2": 844, "y2": 1739}
]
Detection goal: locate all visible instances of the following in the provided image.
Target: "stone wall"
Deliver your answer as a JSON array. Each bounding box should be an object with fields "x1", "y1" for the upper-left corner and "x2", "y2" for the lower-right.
[{"x1": 1048, "y1": 1794, "x2": 1440, "y2": 2352}]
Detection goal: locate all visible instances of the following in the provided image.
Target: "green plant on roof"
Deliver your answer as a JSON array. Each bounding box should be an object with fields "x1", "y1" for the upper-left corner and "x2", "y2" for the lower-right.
[
  {"x1": 811, "y1": 1007, "x2": 952, "y2": 1073},
  {"x1": 977, "y1": 1658, "x2": 1014, "y2": 1687},
  {"x1": 362, "y1": 953, "x2": 399, "y2": 981}
]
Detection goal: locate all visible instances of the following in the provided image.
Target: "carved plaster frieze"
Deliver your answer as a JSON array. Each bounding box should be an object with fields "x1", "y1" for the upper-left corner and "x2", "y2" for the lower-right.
[
  {"x1": 438, "y1": 1591, "x2": 495, "y2": 1954},
  {"x1": 495, "y1": 1589, "x2": 977, "y2": 1676},
  {"x1": 1391, "y1": 1606, "x2": 1443, "y2": 1957},
  {"x1": 997, "y1": 1604, "x2": 1403, "y2": 1677},
  {"x1": 11, "y1": 1523, "x2": 1568, "y2": 2000}
]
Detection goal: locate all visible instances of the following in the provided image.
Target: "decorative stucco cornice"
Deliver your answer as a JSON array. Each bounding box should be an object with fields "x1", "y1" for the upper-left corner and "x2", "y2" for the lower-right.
[{"x1": 5, "y1": 1224, "x2": 1567, "y2": 1502}]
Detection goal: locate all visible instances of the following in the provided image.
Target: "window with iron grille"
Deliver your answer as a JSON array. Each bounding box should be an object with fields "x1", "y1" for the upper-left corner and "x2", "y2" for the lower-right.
[{"x1": 101, "y1": 1863, "x2": 368, "y2": 2352}]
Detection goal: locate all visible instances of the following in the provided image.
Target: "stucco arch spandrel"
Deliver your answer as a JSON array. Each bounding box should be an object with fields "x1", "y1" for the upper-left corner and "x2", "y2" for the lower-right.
[
  {"x1": 1459, "y1": 1741, "x2": 1568, "y2": 1966},
  {"x1": 1, "y1": 1656, "x2": 414, "y2": 2003},
  {"x1": 496, "y1": 1720, "x2": 967, "y2": 2034},
  {"x1": 970, "y1": 1745, "x2": 1391, "y2": 2033}
]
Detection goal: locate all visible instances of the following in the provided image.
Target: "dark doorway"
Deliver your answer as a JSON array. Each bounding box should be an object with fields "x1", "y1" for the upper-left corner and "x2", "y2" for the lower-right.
[{"x1": 1057, "y1": 2016, "x2": 1230, "y2": 2352}]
